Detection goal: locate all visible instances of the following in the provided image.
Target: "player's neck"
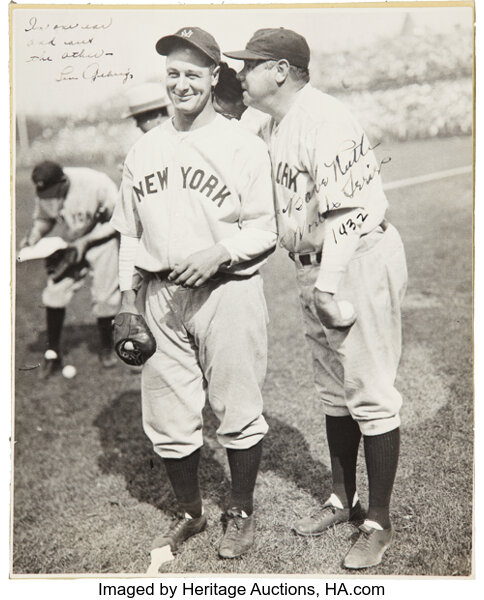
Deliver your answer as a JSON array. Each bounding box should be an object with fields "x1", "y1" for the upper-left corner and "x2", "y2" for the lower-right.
[
  {"x1": 173, "y1": 102, "x2": 217, "y2": 132},
  {"x1": 271, "y1": 82, "x2": 306, "y2": 124}
]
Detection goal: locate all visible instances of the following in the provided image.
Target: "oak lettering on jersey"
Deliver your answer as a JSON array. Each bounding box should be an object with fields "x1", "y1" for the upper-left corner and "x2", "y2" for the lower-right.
[{"x1": 275, "y1": 162, "x2": 300, "y2": 192}]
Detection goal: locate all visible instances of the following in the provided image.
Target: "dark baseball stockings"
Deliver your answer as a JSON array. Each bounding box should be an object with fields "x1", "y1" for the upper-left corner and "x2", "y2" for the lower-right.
[
  {"x1": 46, "y1": 307, "x2": 65, "y2": 354},
  {"x1": 163, "y1": 448, "x2": 202, "y2": 518},
  {"x1": 326, "y1": 415, "x2": 361, "y2": 508},
  {"x1": 97, "y1": 316, "x2": 114, "y2": 352},
  {"x1": 226, "y1": 439, "x2": 263, "y2": 515},
  {"x1": 364, "y1": 427, "x2": 400, "y2": 528}
]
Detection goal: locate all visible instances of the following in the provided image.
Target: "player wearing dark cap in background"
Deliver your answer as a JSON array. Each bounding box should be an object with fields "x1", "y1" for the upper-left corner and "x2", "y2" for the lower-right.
[
  {"x1": 111, "y1": 27, "x2": 276, "y2": 565},
  {"x1": 21, "y1": 161, "x2": 121, "y2": 376},
  {"x1": 226, "y1": 28, "x2": 407, "y2": 570},
  {"x1": 213, "y1": 62, "x2": 247, "y2": 120}
]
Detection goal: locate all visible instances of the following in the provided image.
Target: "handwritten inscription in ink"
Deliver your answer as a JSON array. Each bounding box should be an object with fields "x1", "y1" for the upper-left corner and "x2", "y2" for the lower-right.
[{"x1": 22, "y1": 15, "x2": 133, "y2": 84}]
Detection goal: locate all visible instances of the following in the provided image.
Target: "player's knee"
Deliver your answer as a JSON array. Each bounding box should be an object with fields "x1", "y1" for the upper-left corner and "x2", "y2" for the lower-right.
[{"x1": 42, "y1": 286, "x2": 71, "y2": 308}]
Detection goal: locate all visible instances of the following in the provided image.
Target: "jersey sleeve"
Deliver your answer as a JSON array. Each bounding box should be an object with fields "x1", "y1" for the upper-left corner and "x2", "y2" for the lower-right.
[
  {"x1": 32, "y1": 196, "x2": 56, "y2": 223},
  {"x1": 96, "y1": 174, "x2": 119, "y2": 221},
  {"x1": 110, "y1": 156, "x2": 143, "y2": 239},
  {"x1": 217, "y1": 138, "x2": 277, "y2": 267}
]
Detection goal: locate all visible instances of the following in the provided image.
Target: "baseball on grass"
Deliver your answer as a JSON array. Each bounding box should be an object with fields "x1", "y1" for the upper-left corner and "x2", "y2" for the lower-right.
[
  {"x1": 62, "y1": 365, "x2": 77, "y2": 379},
  {"x1": 338, "y1": 300, "x2": 356, "y2": 321}
]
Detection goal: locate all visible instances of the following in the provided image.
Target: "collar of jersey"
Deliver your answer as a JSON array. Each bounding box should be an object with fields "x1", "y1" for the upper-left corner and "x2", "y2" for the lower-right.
[
  {"x1": 271, "y1": 82, "x2": 313, "y2": 133},
  {"x1": 166, "y1": 113, "x2": 224, "y2": 137}
]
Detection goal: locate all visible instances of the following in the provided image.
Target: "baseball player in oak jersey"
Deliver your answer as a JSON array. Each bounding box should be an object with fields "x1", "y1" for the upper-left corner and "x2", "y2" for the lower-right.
[
  {"x1": 226, "y1": 29, "x2": 407, "y2": 569},
  {"x1": 111, "y1": 27, "x2": 277, "y2": 561},
  {"x1": 21, "y1": 161, "x2": 121, "y2": 376}
]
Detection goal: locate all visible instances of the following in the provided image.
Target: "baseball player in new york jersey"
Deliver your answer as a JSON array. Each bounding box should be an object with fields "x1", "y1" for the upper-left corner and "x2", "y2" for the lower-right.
[
  {"x1": 111, "y1": 27, "x2": 277, "y2": 563},
  {"x1": 21, "y1": 161, "x2": 121, "y2": 376},
  {"x1": 226, "y1": 28, "x2": 407, "y2": 570}
]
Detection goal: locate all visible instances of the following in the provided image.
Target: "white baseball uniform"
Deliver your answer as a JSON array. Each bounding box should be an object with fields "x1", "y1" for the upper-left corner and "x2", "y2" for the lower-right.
[
  {"x1": 260, "y1": 83, "x2": 407, "y2": 436},
  {"x1": 111, "y1": 114, "x2": 277, "y2": 459},
  {"x1": 36, "y1": 167, "x2": 121, "y2": 318}
]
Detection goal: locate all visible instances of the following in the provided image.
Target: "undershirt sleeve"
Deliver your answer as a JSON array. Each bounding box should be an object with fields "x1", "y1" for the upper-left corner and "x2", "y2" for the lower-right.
[{"x1": 118, "y1": 234, "x2": 142, "y2": 292}]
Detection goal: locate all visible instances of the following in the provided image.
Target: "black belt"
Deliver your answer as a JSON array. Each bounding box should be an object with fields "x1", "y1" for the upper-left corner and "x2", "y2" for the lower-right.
[
  {"x1": 288, "y1": 251, "x2": 322, "y2": 266},
  {"x1": 151, "y1": 269, "x2": 171, "y2": 280},
  {"x1": 149, "y1": 270, "x2": 252, "y2": 285},
  {"x1": 289, "y1": 220, "x2": 389, "y2": 267}
]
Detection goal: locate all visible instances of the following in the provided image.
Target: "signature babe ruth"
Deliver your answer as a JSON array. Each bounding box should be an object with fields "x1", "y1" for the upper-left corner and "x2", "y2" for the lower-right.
[
  {"x1": 20, "y1": 161, "x2": 121, "y2": 377},
  {"x1": 226, "y1": 28, "x2": 407, "y2": 570},
  {"x1": 122, "y1": 82, "x2": 171, "y2": 133},
  {"x1": 110, "y1": 27, "x2": 277, "y2": 562}
]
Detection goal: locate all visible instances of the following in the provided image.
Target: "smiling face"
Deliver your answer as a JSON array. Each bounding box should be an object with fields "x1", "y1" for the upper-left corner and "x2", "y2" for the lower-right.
[
  {"x1": 236, "y1": 59, "x2": 277, "y2": 111},
  {"x1": 165, "y1": 45, "x2": 218, "y2": 117}
]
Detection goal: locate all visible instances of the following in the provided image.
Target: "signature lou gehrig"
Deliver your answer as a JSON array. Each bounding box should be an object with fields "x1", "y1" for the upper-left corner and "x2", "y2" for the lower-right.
[
  {"x1": 226, "y1": 28, "x2": 407, "y2": 570},
  {"x1": 111, "y1": 26, "x2": 277, "y2": 568}
]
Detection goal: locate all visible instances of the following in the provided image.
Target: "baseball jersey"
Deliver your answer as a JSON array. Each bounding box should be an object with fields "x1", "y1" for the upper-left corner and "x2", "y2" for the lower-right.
[
  {"x1": 33, "y1": 167, "x2": 118, "y2": 242},
  {"x1": 111, "y1": 114, "x2": 277, "y2": 275},
  {"x1": 258, "y1": 83, "x2": 389, "y2": 292}
]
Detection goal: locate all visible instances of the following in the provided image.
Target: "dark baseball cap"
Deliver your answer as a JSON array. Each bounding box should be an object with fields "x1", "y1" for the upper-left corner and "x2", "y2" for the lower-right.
[
  {"x1": 31, "y1": 161, "x2": 67, "y2": 199},
  {"x1": 155, "y1": 27, "x2": 221, "y2": 65},
  {"x1": 224, "y1": 28, "x2": 310, "y2": 69}
]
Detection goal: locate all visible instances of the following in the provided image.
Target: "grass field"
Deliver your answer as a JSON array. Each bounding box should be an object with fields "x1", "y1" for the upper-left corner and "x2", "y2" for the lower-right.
[{"x1": 12, "y1": 136, "x2": 473, "y2": 576}]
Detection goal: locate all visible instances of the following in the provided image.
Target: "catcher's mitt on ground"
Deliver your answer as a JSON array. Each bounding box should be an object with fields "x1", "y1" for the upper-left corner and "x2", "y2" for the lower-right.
[
  {"x1": 113, "y1": 313, "x2": 157, "y2": 366},
  {"x1": 45, "y1": 247, "x2": 81, "y2": 283}
]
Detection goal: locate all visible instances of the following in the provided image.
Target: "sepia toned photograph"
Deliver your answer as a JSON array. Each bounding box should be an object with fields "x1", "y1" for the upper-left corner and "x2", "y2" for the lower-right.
[{"x1": 11, "y1": 1, "x2": 474, "y2": 578}]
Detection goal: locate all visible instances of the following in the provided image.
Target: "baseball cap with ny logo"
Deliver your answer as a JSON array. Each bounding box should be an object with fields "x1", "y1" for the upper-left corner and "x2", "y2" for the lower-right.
[{"x1": 156, "y1": 27, "x2": 221, "y2": 65}]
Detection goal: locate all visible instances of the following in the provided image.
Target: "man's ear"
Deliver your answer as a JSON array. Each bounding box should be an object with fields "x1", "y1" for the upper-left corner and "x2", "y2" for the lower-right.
[
  {"x1": 274, "y1": 59, "x2": 290, "y2": 84},
  {"x1": 211, "y1": 65, "x2": 220, "y2": 87}
]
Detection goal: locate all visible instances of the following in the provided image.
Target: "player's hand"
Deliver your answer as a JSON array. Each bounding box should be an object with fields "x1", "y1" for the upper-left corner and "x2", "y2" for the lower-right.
[
  {"x1": 19, "y1": 236, "x2": 31, "y2": 249},
  {"x1": 69, "y1": 238, "x2": 89, "y2": 263},
  {"x1": 19, "y1": 232, "x2": 40, "y2": 249},
  {"x1": 168, "y1": 245, "x2": 231, "y2": 288},
  {"x1": 313, "y1": 290, "x2": 356, "y2": 329}
]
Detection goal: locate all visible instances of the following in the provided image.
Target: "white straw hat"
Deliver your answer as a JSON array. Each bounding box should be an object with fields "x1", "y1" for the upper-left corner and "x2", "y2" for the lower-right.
[{"x1": 122, "y1": 82, "x2": 170, "y2": 118}]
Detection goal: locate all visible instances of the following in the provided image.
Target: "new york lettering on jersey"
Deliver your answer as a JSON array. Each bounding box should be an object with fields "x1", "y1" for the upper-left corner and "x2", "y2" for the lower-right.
[{"x1": 132, "y1": 164, "x2": 231, "y2": 208}]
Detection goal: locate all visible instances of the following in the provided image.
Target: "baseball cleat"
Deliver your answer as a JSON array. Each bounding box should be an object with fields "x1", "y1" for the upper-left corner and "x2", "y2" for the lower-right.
[
  {"x1": 151, "y1": 512, "x2": 207, "y2": 555},
  {"x1": 218, "y1": 507, "x2": 255, "y2": 559},
  {"x1": 293, "y1": 495, "x2": 364, "y2": 536},
  {"x1": 343, "y1": 521, "x2": 393, "y2": 569},
  {"x1": 38, "y1": 349, "x2": 62, "y2": 380},
  {"x1": 99, "y1": 349, "x2": 117, "y2": 369}
]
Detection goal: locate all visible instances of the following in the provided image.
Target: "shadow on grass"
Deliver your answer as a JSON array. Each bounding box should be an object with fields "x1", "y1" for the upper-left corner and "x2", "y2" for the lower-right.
[
  {"x1": 261, "y1": 415, "x2": 332, "y2": 503},
  {"x1": 93, "y1": 392, "x2": 332, "y2": 513},
  {"x1": 93, "y1": 391, "x2": 230, "y2": 511}
]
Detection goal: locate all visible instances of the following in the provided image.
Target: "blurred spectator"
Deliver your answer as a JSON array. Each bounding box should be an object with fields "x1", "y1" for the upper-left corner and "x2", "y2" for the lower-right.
[{"x1": 122, "y1": 82, "x2": 171, "y2": 133}]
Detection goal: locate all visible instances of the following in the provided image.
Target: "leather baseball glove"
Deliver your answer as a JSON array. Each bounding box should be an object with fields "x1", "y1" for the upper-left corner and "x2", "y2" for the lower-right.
[
  {"x1": 112, "y1": 313, "x2": 156, "y2": 366},
  {"x1": 45, "y1": 247, "x2": 81, "y2": 283}
]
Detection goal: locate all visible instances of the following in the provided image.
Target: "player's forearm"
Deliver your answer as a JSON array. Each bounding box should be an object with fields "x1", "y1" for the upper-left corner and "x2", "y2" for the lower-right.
[
  {"x1": 218, "y1": 229, "x2": 277, "y2": 267},
  {"x1": 119, "y1": 289, "x2": 139, "y2": 313},
  {"x1": 24, "y1": 219, "x2": 54, "y2": 245},
  {"x1": 80, "y1": 222, "x2": 117, "y2": 247}
]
